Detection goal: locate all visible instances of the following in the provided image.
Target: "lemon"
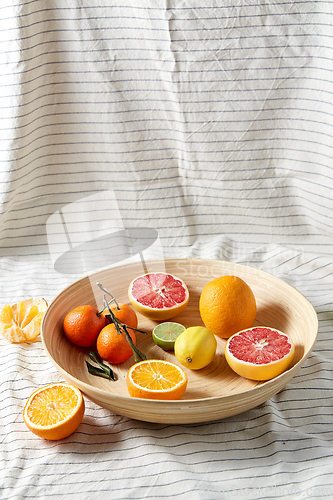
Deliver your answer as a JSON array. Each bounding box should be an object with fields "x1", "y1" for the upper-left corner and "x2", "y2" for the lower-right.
[{"x1": 174, "y1": 326, "x2": 217, "y2": 370}]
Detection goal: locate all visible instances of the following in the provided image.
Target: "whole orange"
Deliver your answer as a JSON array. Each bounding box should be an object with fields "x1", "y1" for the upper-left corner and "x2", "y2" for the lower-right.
[
  {"x1": 63, "y1": 305, "x2": 107, "y2": 347},
  {"x1": 199, "y1": 275, "x2": 256, "y2": 339},
  {"x1": 97, "y1": 323, "x2": 137, "y2": 364},
  {"x1": 102, "y1": 303, "x2": 138, "y2": 329}
]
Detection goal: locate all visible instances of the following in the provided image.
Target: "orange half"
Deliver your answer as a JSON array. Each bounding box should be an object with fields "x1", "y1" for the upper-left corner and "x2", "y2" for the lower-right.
[
  {"x1": 23, "y1": 383, "x2": 85, "y2": 440},
  {"x1": 126, "y1": 359, "x2": 188, "y2": 400}
]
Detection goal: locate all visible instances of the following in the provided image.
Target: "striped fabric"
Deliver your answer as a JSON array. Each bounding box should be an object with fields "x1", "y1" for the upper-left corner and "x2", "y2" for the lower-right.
[{"x1": 1, "y1": 1, "x2": 333, "y2": 498}]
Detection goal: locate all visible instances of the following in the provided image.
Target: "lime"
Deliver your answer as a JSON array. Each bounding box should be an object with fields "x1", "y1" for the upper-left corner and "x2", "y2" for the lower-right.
[{"x1": 152, "y1": 322, "x2": 186, "y2": 350}]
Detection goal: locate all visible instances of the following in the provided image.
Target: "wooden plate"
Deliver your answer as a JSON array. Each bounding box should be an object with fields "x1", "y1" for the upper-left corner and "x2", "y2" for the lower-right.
[{"x1": 41, "y1": 258, "x2": 318, "y2": 424}]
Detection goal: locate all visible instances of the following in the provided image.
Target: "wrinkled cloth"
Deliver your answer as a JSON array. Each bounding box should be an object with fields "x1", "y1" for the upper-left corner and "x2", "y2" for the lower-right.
[{"x1": 1, "y1": 1, "x2": 333, "y2": 499}]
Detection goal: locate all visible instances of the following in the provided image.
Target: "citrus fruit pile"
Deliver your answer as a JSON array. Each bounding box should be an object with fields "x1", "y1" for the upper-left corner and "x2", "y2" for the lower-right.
[
  {"x1": 58, "y1": 271, "x2": 295, "y2": 406},
  {"x1": 63, "y1": 300, "x2": 140, "y2": 365},
  {"x1": 12, "y1": 270, "x2": 297, "y2": 438}
]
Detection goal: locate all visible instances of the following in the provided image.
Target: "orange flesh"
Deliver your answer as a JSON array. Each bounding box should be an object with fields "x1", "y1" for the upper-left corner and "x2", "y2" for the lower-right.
[
  {"x1": 131, "y1": 361, "x2": 185, "y2": 391},
  {"x1": 26, "y1": 386, "x2": 79, "y2": 426}
]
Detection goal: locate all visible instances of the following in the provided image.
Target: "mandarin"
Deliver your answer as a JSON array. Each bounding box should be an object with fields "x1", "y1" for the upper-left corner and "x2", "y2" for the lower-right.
[
  {"x1": 63, "y1": 305, "x2": 107, "y2": 347},
  {"x1": 102, "y1": 302, "x2": 138, "y2": 329},
  {"x1": 199, "y1": 275, "x2": 256, "y2": 339},
  {"x1": 96, "y1": 323, "x2": 136, "y2": 364},
  {"x1": 0, "y1": 298, "x2": 47, "y2": 343}
]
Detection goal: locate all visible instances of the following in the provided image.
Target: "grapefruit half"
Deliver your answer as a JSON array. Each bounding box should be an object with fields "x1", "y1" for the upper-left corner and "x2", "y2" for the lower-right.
[
  {"x1": 128, "y1": 272, "x2": 189, "y2": 321},
  {"x1": 225, "y1": 326, "x2": 295, "y2": 381}
]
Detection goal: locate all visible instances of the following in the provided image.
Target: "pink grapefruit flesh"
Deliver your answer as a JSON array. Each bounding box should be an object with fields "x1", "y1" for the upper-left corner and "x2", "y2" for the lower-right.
[
  {"x1": 128, "y1": 272, "x2": 189, "y2": 321},
  {"x1": 225, "y1": 326, "x2": 295, "y2": 381}
]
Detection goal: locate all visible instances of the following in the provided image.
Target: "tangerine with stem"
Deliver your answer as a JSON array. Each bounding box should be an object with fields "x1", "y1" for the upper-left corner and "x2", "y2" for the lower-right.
[
  {"x1": 97, "y1": 323, "x2": 137, "y2": 364},
  {"x1": 102, "y1": 302, "x2": 138, "y2": 329}
]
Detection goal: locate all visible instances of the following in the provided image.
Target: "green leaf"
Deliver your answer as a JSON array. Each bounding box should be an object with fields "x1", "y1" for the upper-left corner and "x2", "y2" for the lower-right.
[{"x1": 87, "y1": 351, "x2": 117, "y2": 381}]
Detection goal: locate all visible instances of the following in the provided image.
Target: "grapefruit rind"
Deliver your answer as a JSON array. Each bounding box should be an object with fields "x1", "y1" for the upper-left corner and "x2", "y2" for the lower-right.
[
  {"x1": 225, "y1": 327, "x2": 295, "y2": 381},
  {"x1": 128, "y1": 272, "x2": 189, "y2": 321}
]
